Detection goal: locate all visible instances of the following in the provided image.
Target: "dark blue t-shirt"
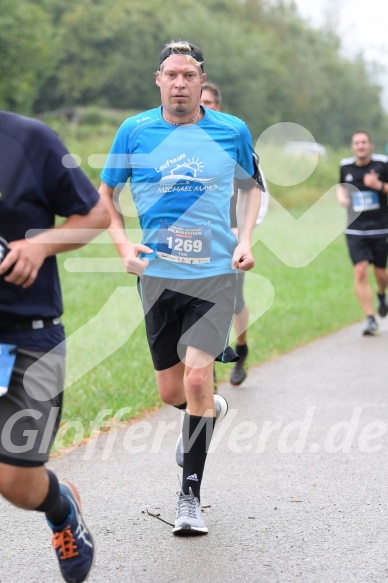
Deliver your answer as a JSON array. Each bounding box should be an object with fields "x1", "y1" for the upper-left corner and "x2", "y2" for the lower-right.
[{"x1": 0, "y1": 111, "x2": 100, "y2": 351}]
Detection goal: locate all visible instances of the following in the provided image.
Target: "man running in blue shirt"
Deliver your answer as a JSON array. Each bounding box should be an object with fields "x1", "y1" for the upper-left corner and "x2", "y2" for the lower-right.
[{"x1": 99, "y1": 40, "x2": 262, "y2": 535}]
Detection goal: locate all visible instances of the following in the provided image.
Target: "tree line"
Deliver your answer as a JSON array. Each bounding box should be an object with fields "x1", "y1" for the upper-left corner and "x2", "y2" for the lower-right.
[{"x1": 1, "y1": 0, "x2": 387, "y2": 148}]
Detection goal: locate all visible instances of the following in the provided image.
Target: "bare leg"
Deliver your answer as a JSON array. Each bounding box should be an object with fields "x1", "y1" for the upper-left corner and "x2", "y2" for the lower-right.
[
  {"x1": 0, "y1": 463, "x2": 49, "y2": 509},
  {"x1": 354, "y1": 261, "x2": 374, "y2": 316},
  {"x1": 155, "y1": 349, "x2": 215, "y2": 415},
  {"x1": 374, "y1": 266, "x2": 388, "y2": 295},
  {"x1": 233, "y1": 304, "x2": 249, "y2": 346},
  {"x1": 155, "y1": 361, "x2": 186, "y2": 406}
]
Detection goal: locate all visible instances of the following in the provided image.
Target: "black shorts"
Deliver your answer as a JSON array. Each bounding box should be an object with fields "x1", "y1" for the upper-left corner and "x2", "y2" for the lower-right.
[
  {"x1": 234, "y1": 272, "x2": 246, "y2": 315},
  {"x1": 346, "y1": 234, "x2": 388, "y2": 268},
  {"x1": 0, "y1": 348, "x2": 64, "y2": 467},
  {"x1": 138, "y1": 274, "x2": 238, "y2": 371}
]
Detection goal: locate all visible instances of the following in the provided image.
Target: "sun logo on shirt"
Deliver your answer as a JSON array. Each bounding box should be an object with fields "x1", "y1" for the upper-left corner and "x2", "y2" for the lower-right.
[{"x1": 185, "y1": 158, "x2": 204, "y2": 177}]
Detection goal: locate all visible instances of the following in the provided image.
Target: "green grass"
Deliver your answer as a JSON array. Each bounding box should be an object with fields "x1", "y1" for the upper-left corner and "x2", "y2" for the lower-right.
[{"x1": 47, "y1": 115, "x2": 365, "y2": 450}]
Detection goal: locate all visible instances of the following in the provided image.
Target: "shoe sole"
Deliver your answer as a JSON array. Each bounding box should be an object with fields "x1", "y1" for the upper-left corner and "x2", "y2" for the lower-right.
[
  {"x1": 59, "y1": 481, "x2": 96, "y2": 581},
  {"x1": 172, "y1": 526, "x2": 208, "y2": 536},
  {"x1": 362, "y1": 329, "x2": 379, "y2": 336}
]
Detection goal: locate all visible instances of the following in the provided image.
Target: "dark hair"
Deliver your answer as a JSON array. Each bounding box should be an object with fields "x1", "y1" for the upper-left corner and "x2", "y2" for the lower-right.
[
  {"x1": 351, "y1": 130, "x2": 372, "y2": 143},
  {"x1": 202, "y1": 82, "x2": 222, "y2": 106}
]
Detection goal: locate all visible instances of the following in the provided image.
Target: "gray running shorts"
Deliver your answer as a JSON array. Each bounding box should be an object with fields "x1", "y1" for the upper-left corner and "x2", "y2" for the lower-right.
[{"x1": 0, "y1": 348, "x2": 64, "y2": 467}]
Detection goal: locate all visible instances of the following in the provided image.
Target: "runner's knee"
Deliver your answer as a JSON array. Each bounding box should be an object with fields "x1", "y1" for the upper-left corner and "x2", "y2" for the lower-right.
[
  {"x1": 185, "y1": 367, "x2": 208, "y2": 396},
  {"x1": 0, "y1": 471, "x2": 38, "y2": 508},
  {"x1": 354, "y1": 262, "x2": 369, "y2": 282}
]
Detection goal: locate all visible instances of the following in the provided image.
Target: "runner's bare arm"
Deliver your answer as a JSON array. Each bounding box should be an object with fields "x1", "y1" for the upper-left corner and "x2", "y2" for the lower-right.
[
  {"x1": 232, "y1": 185, "x2": 261, "y2": 271},
  {"x1": 99, "y1": 181, "x2": 152, "y2": 276}
]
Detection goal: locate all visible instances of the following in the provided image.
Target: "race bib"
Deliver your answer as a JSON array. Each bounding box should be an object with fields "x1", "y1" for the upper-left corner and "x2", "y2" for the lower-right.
[
  {"x1": 156, "y1": 221, "x2": 212, "y2": 264},
  {"x1": 351, "y1": 190, "x2": 380, "y2": 212},
  {"x1": 0, "y1": 343, "x2": 17, "y2": 397}
]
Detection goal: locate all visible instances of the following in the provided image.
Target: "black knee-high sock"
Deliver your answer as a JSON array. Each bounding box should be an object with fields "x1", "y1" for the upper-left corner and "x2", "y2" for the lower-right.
[
  {"x1": 182, "y1": 413, "x2": 216, "y2": 501},
  {"x1": 35, "y1": 470, "x2": 70, "y2": 526}
]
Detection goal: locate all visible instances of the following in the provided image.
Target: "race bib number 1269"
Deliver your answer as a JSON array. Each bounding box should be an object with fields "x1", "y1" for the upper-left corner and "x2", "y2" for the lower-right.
[{"x1": 156, "y1": 221, "x2": 212, "y2": 264}]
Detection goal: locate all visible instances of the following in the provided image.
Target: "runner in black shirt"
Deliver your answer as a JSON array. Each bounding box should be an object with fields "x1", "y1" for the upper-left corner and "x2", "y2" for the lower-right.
[{"x1": 337, "y1": 130, "x2": 388, "y2": 335}]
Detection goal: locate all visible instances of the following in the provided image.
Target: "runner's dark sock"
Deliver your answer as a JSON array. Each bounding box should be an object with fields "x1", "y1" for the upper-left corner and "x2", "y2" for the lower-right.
[
  {"x1": 182, "y1": 413, "x2": 216, "y2": 501},
  {"x1": 378, "y1": 293, "x2": 386, "y2": 301},
  {"x1": 236, "y1": 343, "x2": 248, "y2": 358},
  {"x1": 35, "y1": 469, "x2": 70, "y2": 526},
  {"x1": 174, "y1": 403, "x2": 187, "y2": 410}
]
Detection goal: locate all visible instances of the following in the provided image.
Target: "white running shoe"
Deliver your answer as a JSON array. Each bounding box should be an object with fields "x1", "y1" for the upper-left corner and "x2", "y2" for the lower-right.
[
  {"x1": 362, "y1": 316, "x2": 379, "y2": 336},
  {"x1": 172, "y1": 488, "x2": 208, "y2": 536}
]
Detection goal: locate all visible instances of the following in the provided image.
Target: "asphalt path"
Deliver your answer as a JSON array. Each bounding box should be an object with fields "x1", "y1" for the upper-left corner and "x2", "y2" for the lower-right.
[{"x1": 1, "y1": 317, "x2": 388, "y2": 583}]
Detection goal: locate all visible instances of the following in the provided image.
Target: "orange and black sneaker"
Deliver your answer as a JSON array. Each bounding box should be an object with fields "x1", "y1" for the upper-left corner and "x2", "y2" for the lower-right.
[{"x1": 49, "y1": 481, "x2": 95, "y2": 583}]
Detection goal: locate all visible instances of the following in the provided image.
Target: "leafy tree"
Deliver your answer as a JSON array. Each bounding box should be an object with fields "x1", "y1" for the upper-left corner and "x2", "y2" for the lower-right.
[
  {"x1": 3, "y1": 0, "x2": 384, "y2": 149},
  {"x1": 0, "y1": 0, "x2": 55, "y2": 112},
  {"x1": 36, "y1": 0, "x2": 168, "y2": 111}
]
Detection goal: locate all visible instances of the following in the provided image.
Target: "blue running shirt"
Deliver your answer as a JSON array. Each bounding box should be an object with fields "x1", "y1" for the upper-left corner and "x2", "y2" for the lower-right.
[{"x1": 101, "y1": 106, "x2": 256, "y2": 278}]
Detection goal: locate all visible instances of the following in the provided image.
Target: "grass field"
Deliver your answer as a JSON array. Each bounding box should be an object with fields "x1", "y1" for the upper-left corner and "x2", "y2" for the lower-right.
[{"x1": 47, "y1": 113, "x2": 365, "y2": 449}]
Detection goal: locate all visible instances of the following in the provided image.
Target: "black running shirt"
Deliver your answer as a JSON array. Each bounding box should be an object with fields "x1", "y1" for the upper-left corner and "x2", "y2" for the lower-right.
[{"x1": 339, "y1": 154, "x2": 388, "y2": 236}]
